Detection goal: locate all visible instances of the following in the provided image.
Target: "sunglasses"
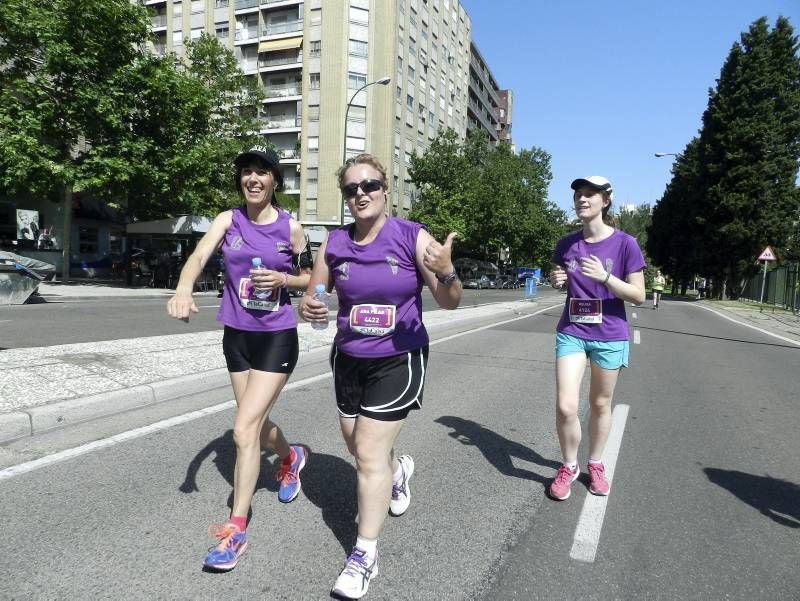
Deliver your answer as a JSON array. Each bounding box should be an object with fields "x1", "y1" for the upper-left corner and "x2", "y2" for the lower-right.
[{"x1": 341, "y1": 178, "x2": 383, "y2": 198}]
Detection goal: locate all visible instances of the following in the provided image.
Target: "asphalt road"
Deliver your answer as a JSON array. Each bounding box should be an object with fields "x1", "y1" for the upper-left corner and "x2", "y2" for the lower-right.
[
  {"x1": 0, "y1": 287, "x2": 542, "y2": 349},
  {"x1": 1, "y1": 298, "x2": 797, "y2": 600}
]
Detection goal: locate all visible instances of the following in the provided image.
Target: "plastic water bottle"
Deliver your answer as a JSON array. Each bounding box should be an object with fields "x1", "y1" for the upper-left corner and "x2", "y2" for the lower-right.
[
  {"x1": 251, "y1": 257, "x2": 269, "y2": 299},
  {"x1": 311, "y1": 283, "x2": 329, "y2": 330}
]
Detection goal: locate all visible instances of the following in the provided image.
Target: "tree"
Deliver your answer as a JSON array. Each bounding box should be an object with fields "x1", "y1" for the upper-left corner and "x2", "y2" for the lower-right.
[{"x1": 408, "y1": 129, "x2": 565, "y2": 269}]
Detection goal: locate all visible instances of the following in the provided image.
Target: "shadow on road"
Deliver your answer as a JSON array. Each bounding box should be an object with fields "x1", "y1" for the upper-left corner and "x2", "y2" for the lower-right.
[
  {"x1": 435, "y1": 415, "x2": 559, "y2": 484},
  {"x1": 178, "y1": 431, "x2": 358, "y2": 553},
  {"x1": 704, "y1": 467, "x2": 800, "y2": 528}
]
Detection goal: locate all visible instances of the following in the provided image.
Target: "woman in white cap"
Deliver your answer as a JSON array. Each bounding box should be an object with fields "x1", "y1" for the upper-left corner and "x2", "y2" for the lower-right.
[
  {"x1": 548, "y1": 176, "x2": 645, "y2": 500},
  {"x1": 167, "y1": 145, "x2": 312, "y2": 571}
]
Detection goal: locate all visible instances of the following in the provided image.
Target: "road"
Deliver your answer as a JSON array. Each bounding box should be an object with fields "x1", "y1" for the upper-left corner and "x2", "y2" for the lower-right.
[
  {"x1": 0, "y1": 287, "x2": 542, "y2": 348},
  {"x1": 0, "y1": 298, "x2": 797, "y2": 600}
]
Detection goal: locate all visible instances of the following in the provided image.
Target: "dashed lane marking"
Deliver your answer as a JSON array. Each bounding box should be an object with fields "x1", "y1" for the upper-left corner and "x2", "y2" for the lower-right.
[
  {"x1": 569, "y1": 403, "x2": 630, "y2": 563},
  {"x1": 633, "y1": 329, "x2": 641, "y2": 344}
]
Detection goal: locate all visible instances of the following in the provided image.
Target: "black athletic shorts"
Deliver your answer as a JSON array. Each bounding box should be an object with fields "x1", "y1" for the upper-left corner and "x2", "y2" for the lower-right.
[
  {"x1": 222, "y1": 326, "x2": 299, "y2": 373},
  {"x1": 330, "y1": 346, "x2": 429, "y2": 421}
]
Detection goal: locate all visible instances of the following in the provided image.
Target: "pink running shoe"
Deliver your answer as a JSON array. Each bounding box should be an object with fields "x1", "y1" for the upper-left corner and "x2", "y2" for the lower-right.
[
  {"x1": 549, "y1": 464, "x2": 579, "y2": 500},
  {"x1": 588, "y1": 462, "x2": 610, "y2": 496}
]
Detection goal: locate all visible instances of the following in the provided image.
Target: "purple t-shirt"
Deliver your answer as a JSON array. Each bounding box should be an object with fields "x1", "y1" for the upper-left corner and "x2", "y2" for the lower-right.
[
  {"x1": 552, "y1": 229, "x2": 646, "y2": 341},
  {"x1": 325, "y1": 217, "x2": 429, "y2": 358},
  {"x1": 216, "y1": 206, "x2": 297, "y2": 332}
]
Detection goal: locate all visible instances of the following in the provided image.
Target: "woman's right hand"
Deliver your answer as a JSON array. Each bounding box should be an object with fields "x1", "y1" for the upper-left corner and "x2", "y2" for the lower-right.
[
  {"x1": 167, "y1": 290, "x2": 199, "y2": 322},
  {"x1": 550, "y1": 266, "x2": 568, "y2": 289},
  {"x1": 298, "y1": 295, "x2": 328, "y2": 324}
]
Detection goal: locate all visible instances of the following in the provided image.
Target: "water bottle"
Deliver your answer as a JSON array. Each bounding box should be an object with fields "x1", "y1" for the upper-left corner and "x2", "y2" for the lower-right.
[
  {"x1": 251, "y1": 257, "x2": 269, "y2": 300},
  {"x1": 311, "y1": 283, "x2": 329, "y2": 330}
]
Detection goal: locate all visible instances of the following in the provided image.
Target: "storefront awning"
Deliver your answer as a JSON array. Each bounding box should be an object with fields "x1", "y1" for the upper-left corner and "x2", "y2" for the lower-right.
[{"x1": 258, "y1": 37, "x2": 302, "y2": 53}]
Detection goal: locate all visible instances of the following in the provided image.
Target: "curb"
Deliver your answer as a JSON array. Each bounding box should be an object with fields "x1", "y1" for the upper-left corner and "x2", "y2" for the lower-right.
[
  {"x1": 0, "y1": 299, "x2": 556, "y2": 445},
  {"x1": 0, "y1": 369, "x2": 231, "y2": 444}
]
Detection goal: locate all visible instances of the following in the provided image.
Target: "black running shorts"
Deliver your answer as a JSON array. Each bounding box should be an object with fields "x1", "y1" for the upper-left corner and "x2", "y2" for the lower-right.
[
  {"x1": 330, "y1": 346, "x2": 429, "y2": 421},
  {"x1": 222, "y1": 326, "x2": 299, "y2": 374}
]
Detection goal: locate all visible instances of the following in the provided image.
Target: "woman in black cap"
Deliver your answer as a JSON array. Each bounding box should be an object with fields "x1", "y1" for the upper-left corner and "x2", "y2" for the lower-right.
[{"x1": 167, "y1": 145, "x2": 312, "y2": 571}]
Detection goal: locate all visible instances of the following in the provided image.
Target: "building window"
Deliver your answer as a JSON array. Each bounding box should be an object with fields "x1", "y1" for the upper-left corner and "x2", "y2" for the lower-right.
[
  {"x1": 309, "y1": 73, "x2": 320, "y2": 89},
  {"x1": 215, "y1": 0, "x2": 229, "y2": 7},
  {"x1": 397, "y1": 56, "x2": 403, "y2": 72},
  {"x1": 215, "y1": 27, "x2": 228, "y2": 40},
  {"x1": 308, "y1": 137, "x2": 319, "y2": 151},
  {"x1": 309, "y1": 40, "x2": 321, "y2": 57},
  {"x1": 308, "y1": 105, "x2": 320, "y2": 121},
  {"x1": 406, "y1": 94, "x2": 414, "y2": 110},
  {"x1": 407, "y1": 65, "x2": 415, "y2": 81},
  {"x1": 348, "y1": 39, "x2": 368, "y2": 57},
  {"x1": 190, "y1": 0, "x2": 203, "y2": 14},
  {"x1": 348, "y1": 72, "x2": 367, "y2": 90},
  {"x1": 349, "y1": 6, "x2": 369, "y2": 24},
  {"x1": 78, "y1": 226, "x2": 98, "y2": 254},
  {"x1": 306, "y1": 167, "x2": 318, "y2": 184}
]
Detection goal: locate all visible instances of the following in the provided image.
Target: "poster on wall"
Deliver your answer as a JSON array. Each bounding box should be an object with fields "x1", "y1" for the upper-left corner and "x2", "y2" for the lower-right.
[{"x1": 16, "y1": 209, "x2": 40, "y2": 241}]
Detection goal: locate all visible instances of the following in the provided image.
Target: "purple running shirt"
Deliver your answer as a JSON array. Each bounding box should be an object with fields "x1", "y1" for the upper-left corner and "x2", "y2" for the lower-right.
[
  {"x1": 217, "y1": 206, "x2": 297, "y2": 332},
  {"x1": 325, "y1": 217, "x2": 428, "y2": 358},
  {"x1": 552, "y1": 229, "x2": 646, "y2": 341}
]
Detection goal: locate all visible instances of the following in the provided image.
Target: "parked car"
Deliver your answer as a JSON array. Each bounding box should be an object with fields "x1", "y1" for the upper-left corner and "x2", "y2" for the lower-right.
[
  {"x1": 463, "y1": 275, "x2": 491, "y2": 289},
  {"x1": 480, "y1": 274, "x2": 497, "y2": 289}
]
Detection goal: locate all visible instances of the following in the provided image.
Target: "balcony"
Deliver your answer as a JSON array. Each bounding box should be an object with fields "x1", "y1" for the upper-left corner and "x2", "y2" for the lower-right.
[
  {"x1": 263, "y1": 85, "x2": 302, "y2": 99},
  {"x1": 235, "y1": 0, "x2": 260, "y2": 9},
  {"x1": 259, "y1": 115, "x2": 301, "y2": 134},
  {"x1": 263, "y1": 19, "x2": 303, "y2": 36},
  {"x1": 150, "y1": 14, "x2": 167, "y2": 29},
  {"x1": 259, "y1": 51, "x2": 302, "y2": 69}
]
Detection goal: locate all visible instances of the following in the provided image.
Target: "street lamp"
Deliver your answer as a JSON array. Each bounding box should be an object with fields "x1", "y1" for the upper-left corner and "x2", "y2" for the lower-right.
[
  {"x1": 654, "y1": 152, "x2": 680, "y2": 158},
  {"x1": 341, "y1": 75, "x2": 391, "y2": 224}
]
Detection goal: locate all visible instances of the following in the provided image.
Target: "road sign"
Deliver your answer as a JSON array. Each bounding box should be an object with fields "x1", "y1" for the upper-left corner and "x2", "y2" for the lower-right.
[{"x1": 758, "y1": 246, "x2": 777, "y2": 261}]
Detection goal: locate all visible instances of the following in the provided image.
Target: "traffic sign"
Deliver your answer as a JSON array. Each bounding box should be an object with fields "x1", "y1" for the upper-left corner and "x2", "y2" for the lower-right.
[{"x1": 757, "y1": 246, "x2": 777, "y2": 261}]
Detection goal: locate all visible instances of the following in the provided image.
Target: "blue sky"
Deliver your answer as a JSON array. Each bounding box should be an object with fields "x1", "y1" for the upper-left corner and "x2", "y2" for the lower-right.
[{"x1": 459, "y1": 0, "x2": 800, "y2": 214}]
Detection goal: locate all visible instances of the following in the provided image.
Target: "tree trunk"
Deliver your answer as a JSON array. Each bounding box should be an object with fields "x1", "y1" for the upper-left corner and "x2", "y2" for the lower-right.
[{"x1": 61, "y1": 185, "x2": 72, "y2": 283}]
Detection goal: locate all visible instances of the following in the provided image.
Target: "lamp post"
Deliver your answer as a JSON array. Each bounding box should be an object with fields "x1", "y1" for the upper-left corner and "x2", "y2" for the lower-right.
[
  {"x1": 340, "y1": 75, "x2": 391, "y2": 224},
  {"x1": 654, "y1": 152, "x2": 680, "y2": 158}
]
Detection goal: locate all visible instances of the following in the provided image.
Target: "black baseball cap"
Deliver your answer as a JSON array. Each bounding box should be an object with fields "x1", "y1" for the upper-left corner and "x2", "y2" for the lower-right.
[{"x1": 234, "y1": 145, "x2": 283, "y2": 188}]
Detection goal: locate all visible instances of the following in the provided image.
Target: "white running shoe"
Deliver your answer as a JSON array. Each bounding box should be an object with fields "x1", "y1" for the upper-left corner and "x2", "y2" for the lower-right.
[
  {"x1": 331, "y1": 547, "x2": 378, "y2": 599},
  {"x1": 389, "y1": 455, "x2": 415, "y2": 517}
]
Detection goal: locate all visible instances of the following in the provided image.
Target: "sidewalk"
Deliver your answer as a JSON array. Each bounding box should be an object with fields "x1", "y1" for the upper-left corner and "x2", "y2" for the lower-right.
[
  {"x1": 2, "y1": 287, "x2": 798, "y2": 445},
  {"x1": 0, "y1": 284, "x2": 556, "y2": 443}
]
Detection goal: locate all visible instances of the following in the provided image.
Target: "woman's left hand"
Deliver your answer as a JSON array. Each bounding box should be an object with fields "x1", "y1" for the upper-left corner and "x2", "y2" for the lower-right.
[
  {"x1": 423, "y1": 232, "x2": 458, "y2": 276},
  {"x1": 579, "y1": 254, "x2": 608, "y2": 282}
]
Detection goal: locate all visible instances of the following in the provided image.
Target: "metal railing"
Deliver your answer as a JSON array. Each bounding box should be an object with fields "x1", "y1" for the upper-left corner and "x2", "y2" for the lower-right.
[
  {"x1": 739, "y1": 263, "x2": 799, "y2": 312},
  {"x1": 258, "y1": 52, "x2": 302, "y2": 67},
  {"x1": 235, "y1": 0, "x2": 260, "y2": 9},
  {"x1": 263, "y1": 85, "x2": 302, "y2": 98},
  {"x1": 151, "y1": 14, "x2": 167, "y2": 28},
  {"x1": 263, "y1": 19, "x2": 303, "y2": 36}
]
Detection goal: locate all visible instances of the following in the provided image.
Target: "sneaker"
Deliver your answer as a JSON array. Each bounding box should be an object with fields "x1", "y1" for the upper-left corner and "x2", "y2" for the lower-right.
[
  {"x1": 389, "y1": 455, "x2": 415, "y2": 517},
  {"x1": 588, "y1": 462, "x2": 610, "y2": 496},
  {"x1": 331, "y1": 547, "x2": 378, "y2": 600},
  {"x1": 276, "y1": 445, "x2": 307, "y2": 503},
  {"x1": 202, "y1": 523, "x2": 248, "y2": 571},
  {"x1": 549, "y1": 464, "x2": 579, "y2": 500}
]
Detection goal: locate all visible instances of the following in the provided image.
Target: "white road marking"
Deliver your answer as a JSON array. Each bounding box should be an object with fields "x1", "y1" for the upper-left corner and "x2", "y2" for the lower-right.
[
  {"x1": 632, "y1": 312, "x2": 637, "y2": 319},
  {"x1": 569, "y1": 403, "x2": 630, "y2": 563},
  {"x1": 0, "y1": 304, "x2": 561, "y2": 480},
  {"x1": 633, "y1": 329, "x2": 641, "y2": 344},
  {"x1": 688, "y1": 303, "x2": 800, "y2": 347}
]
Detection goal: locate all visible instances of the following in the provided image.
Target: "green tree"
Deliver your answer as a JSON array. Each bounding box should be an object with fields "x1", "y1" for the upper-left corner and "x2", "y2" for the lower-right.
[{"x1": 408, "y1": 129, "x2": 565, "y2": 268}]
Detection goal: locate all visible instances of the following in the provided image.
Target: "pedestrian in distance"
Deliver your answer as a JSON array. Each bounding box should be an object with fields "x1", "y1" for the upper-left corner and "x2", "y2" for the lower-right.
[
  {"x1": 652, "y1": 269, "x2": 666, "y2": 310},
  {"x1": 166, "y1": 145, "x2": 313, "y2": 571},
  {"x1": 298, "y1": 153, "x2": 462, "y2": 599},
  {"x1": 548, "y1": 176, "x2": 645, "y2": 501}
]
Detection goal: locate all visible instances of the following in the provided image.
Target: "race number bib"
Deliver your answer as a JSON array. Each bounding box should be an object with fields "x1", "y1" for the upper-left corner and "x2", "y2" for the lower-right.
[
  {"x1": 569, "y1": 298, "x2": 603, "y2": 324},
  {"x1": 237, "y1": 278, "x2": 280, "y2": 312},
  {"x1": 349, "y1": 304, "x2": 397, "y2": 336}
]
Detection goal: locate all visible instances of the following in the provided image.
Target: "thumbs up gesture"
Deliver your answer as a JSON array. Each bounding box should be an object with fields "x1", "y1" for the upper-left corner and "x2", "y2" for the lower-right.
[{"x1": 423, "y1": 231, "x2": 458, "y2": 275}]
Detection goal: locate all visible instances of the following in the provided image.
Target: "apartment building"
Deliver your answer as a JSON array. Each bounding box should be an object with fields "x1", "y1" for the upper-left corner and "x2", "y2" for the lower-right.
[
  {"x1": 145, "y1": 0, "x2": 487, "y2": 231},
  {"x1": 497, "y1": 89, "x2": 513, "y2": 148},
  {"x1": 466, "y1": 41, "x2": 503, "y2": 145}
]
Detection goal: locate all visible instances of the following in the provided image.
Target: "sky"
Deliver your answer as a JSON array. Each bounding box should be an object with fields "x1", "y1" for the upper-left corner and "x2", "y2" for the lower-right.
[{"x1": 459, "y1": 0, "x2": 800, "y2": 214}]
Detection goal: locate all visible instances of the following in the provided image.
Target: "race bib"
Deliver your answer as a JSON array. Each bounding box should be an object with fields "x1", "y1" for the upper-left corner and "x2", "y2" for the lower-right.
[
  {"x1": 349, "y1": 304, "x2": 396, "y2": 336},
  {"x1": 237, "y1": 278, "x2": 280, "y2": 312},
  {"x1": 569, "y1": 298, "x2": 603, "y2": 324}
]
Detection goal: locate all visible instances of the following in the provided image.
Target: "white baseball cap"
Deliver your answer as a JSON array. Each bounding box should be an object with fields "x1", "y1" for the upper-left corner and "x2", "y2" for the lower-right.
[{"x1": 570, "y1": 176, "x2": 613, "y2": 201}]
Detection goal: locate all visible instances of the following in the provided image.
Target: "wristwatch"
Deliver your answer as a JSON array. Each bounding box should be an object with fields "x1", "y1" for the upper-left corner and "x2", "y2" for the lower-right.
[{"x1": 435, "y1": 270, "x2": 459, "y2": 286}]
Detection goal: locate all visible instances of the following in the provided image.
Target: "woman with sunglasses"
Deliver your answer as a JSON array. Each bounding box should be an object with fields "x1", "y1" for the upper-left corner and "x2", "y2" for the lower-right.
[
  {"x1": 548, "y1": 176, "x2": 645, "y2": 501},
  {"x1": 167, "y1": 146, "x2": 312, "y2": 571},
  {"x1": 299, "y1": 153, "x2": 462, "y2": 599}
]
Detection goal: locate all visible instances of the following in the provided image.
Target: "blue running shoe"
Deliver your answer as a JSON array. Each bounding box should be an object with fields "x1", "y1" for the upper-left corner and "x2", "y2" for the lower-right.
[
  {"x1": 276, "y1": 445, "x2": 307, "y2": 503},
  {"x1": 203, "y1": 523, "x2": 248, "y2": 571}
]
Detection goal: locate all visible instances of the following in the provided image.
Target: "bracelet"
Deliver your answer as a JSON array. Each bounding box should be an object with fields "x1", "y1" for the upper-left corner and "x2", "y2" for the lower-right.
[
  {"x1": 281, "y1": 272, "x2": 288, "y2": 288},
  {"x1": 603, "y1": 271, "x2": 611, "y2": 285},
  {"x1": 436, "y1": 270, "x2": 458, "y2": 286}
]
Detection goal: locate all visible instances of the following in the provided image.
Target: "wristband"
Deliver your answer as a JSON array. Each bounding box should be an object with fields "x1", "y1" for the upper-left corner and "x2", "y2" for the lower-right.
[
  {"x1": 281, "y1": 272, "x2": 288, "y2": 288},
  {"x1": 603, "y1": 271, "x2": 611, "y2": 285},
  {"x1": 436, "y1": 270, "x2": 458, "y2": 286}
]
